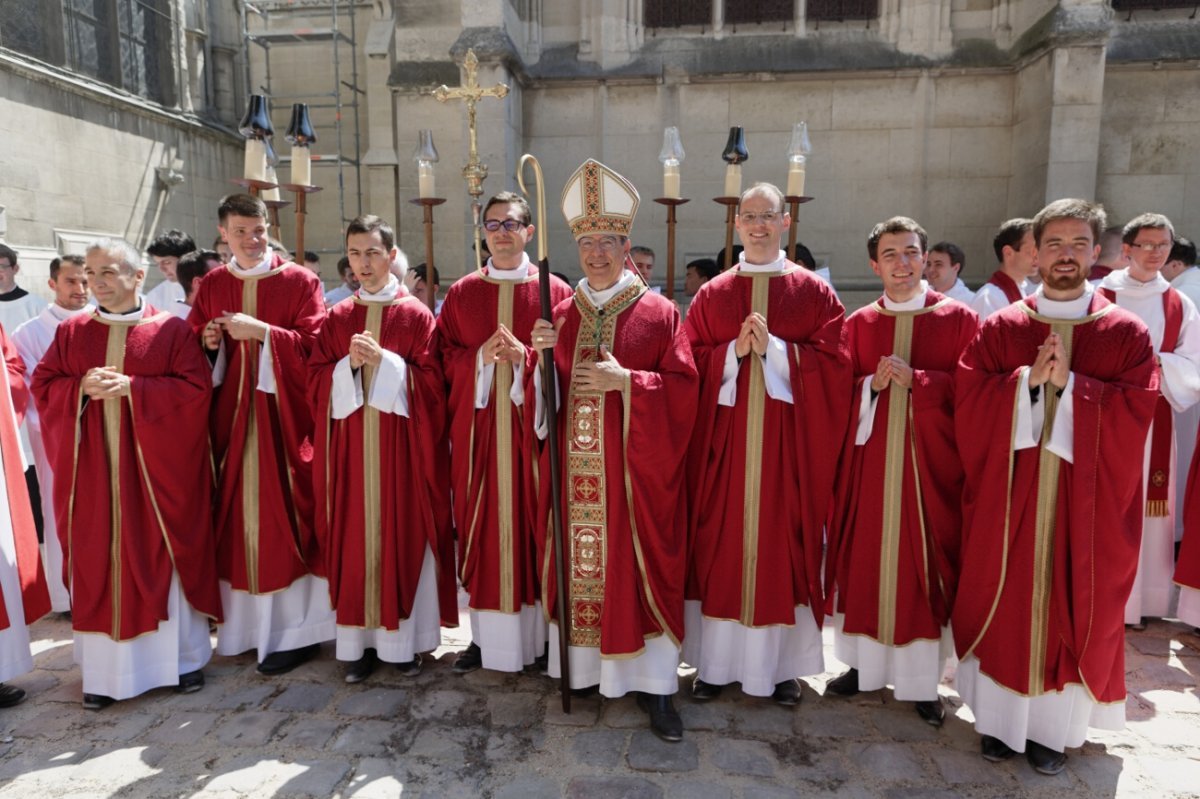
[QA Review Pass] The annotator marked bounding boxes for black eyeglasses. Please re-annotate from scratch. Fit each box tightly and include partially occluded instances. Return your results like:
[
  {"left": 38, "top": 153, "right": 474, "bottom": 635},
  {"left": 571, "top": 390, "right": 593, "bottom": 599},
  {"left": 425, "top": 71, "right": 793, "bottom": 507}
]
[{"left": 483, "top": 219, "right": 527, "bottom": 233}]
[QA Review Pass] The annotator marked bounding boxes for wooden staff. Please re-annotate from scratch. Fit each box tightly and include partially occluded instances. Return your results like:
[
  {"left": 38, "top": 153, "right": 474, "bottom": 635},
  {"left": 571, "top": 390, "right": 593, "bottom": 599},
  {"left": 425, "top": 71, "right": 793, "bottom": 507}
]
[{"left": 518, "top": 153, "right": 571, "bottom": 713}]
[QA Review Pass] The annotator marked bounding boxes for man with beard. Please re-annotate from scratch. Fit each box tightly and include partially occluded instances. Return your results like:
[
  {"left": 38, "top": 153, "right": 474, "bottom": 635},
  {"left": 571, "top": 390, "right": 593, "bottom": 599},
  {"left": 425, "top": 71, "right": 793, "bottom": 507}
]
[
  {"left": 12, "top": 255, "right": 92, "bottom": 614},
  {"left": 953, "top": 198, "right": 1157, "bottom": 775}
]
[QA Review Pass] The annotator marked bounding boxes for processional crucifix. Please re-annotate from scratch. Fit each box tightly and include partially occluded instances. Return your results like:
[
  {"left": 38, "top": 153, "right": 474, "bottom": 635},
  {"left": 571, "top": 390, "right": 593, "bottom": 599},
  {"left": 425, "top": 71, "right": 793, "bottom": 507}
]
[{"left": 430, "top": 49, "right": 510, "bottom": 272}]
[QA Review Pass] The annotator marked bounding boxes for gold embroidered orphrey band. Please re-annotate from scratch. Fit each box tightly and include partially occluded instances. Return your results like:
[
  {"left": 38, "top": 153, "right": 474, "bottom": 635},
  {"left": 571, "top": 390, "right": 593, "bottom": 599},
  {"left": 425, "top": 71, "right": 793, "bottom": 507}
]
[{"left": 563, "top": 282, "right": 644, "bottom": 647}]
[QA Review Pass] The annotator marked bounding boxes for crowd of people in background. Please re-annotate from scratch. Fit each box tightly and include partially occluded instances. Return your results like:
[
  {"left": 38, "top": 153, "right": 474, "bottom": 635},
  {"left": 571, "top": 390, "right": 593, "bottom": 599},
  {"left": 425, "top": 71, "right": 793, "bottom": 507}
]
[{"left": 0, "top": 159, "right": 1197, "bottom": 783}]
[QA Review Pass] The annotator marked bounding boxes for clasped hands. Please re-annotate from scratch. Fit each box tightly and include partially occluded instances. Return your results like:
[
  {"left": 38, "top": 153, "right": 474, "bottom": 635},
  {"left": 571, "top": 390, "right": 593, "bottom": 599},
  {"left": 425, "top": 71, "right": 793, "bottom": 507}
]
[
  {"left": 203, "top": 311, "right": 270, "bottom": 351},
  {"left": 1028, "top": 332, "right": 1069, "bottom": 391},
  {"left": 349, "top": 331, "right": 384, "bottom": 369},
  {"left": 530, "top": 318, "right": 628, "bottom": 393},
  {"left": 82, "top": 366, "right": 131, "bottom": 399},
  {"left": 870, "top": 355, "right": 914, "bottom": 392},
  {"left": 481, "top": 324, "right": 526, "bottom": 368}
]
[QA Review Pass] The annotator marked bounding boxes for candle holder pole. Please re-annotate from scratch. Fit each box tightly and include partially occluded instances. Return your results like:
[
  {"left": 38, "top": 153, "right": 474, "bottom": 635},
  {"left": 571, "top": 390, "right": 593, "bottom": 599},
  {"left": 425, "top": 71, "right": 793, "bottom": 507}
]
[{"left": 653, "top": 198, "right": 690, "bottom": 299}]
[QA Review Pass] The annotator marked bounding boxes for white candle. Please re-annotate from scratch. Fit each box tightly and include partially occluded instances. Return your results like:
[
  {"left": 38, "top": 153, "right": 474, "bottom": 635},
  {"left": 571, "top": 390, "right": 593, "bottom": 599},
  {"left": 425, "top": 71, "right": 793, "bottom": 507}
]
[
  {"left": 263, "top": 165, "right": 281, "bottom": 201},
  {"left": 292, "top": 146, "right": 311, "bottom": 187},
  {"left": 418, "top": 161, "right": 435, "bottom": 199},
  {"left": 723, "top": 163, "right": 742, "bottom": 198},
  {"left": 787, "top": 156, "right": 806, "bottom": 197},
  {"left": 243, "top": 139, "right": 267, "bottom": 181},
  {"left": 663, "top": 161, "right": 680, "bottom": 200}
]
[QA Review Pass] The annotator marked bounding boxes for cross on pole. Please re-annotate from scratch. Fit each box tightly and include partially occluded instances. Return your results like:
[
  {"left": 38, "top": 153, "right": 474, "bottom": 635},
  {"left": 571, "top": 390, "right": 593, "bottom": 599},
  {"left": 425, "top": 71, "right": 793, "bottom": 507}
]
[{"left": 431, "top": 49, "right": 510, "bottom": 200}]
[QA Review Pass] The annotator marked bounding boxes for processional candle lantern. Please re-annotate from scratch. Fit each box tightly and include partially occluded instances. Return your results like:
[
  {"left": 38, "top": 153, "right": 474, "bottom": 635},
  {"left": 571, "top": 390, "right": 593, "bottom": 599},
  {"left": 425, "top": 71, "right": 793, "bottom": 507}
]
[
  {"left": 239, "top": 94, "right": 274, "bottom": 182},
  {"left": 286, "top": 103, "right": 317, "bottom": 187},
  {"left": 414, "top": 130, "right": 440, "bottom": 199},
  {"left": 659, "top": 127, "right": 685, "bottom": 200},
  {"left": 786, "top": 121, "right": 812, "bottom": 197},
  {"left": 721, "top": 126, "right": 749, "bottom": 198}
]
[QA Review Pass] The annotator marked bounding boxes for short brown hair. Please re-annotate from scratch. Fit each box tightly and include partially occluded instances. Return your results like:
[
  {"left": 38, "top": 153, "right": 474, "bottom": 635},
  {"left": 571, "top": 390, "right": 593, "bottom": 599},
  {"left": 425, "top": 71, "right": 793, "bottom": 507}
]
[
  {"left": 992, "top": 218, "right": 1033, "bottom": 262},
  {"left": 1122, "top": 212, "right": 1175, "bottom": 245},
  {"left": 50, "top": 254, "right": 85, "bottom": 280},
  {"left": 1032, "top": 199, "right": 1106, "bottom": 246},
  {"left": 345, "top": 214, "right": 395, "bottom": 251},
  {"left": 867, "top": 217, "right": 927, "bottom": 261},
  {"left": 218, "top": 193, "right": 268, "bottom": 224},
  {"left": 483, "top": 191, "right": 532, "bottom": 226}
]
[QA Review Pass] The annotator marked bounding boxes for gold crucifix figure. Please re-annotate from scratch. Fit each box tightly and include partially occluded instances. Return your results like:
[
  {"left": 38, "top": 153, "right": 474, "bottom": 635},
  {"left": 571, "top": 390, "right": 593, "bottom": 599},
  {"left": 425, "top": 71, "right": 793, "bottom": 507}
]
[{"left": 432, "top": 49, "right": 510, "bottom": 199}]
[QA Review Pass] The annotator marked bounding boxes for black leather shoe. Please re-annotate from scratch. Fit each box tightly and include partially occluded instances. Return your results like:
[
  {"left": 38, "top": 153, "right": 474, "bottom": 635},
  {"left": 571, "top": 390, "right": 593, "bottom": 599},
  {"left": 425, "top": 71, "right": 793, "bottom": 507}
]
[
  {"left": 825, "top": 668, "right": 859, "bottom": 697},
  {"left": 532, "top": 644, "right": 549, "bottom": 675},
  {"left": 176, "top": 670, "right": 205, "bottom": 694},
  {"left": 1127, "top": 617, "right": 1148, "bottom": 632},
  {"left": 772, "top": 679, "right": 802, "bottom": 706},
  {"left": 570, "top": 684, "right": 600, "bottom": 698},
  {"left": 636, "top": 692, "right": 683, "bottom": 742},
  {"left": 452, "top": 642, "right": 482, "bottom": 674},
  {"left": 980, "top": 734, "right": 1016, "bottom": 762},
  {"left": 396, "top": 652, "right": 423, "bottom": 677},
  {"left": 1026, "top": 740, "right": 1067, "bottom": 775},
  {"left": 83, "top": 693, "right": 115, "bottom": 711},
  {"left": 344, "top": 649, "right": 378, "bottom": 684},
  {"left": 0, "top": 683, "right": 26, "bottom": 708},
  {"left": 915, "top": 699, "right": 945, "bottom": 727},
  {"left": 257, "top": 643, "right": 320, "bottom": 675},
  {"left": 691, "top": 678, "right": 723, "bottom": 701}
]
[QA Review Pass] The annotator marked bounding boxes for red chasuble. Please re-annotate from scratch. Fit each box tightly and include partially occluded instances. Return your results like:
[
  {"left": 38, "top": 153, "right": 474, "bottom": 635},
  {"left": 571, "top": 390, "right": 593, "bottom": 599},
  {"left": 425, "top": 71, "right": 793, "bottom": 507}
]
[
  {"left": 952, "top": 295, "right": 1157, "bottom": 703},
  {"left": 187, "top": 257, "right": 325, "bottom": 594},
  {"left": 437, "top": 268, "right": 572, "bottom": 615},
  {"left": 0, "top": 326, "right": 48, "bottom": 631},
  {"left": 828, "top": 293, "right": 978, "bottom": 644},
  {"left": 32, "top": 309, "right": 222, "bottom": 639},
  {"left": 987, "top": 271, "right": 1023, "bottom": 304},
  {"left": 309, "top": 296, "right": 456, "bottom": 629},
  {"left": 533, "top": 284, "right": 697, "bottom": 654},
  {"left": 1177, "top": 449, "right": 1200, "bottom": 589},
  {"left": 683, "top": 264, "right": 850, "bottom": 629}
]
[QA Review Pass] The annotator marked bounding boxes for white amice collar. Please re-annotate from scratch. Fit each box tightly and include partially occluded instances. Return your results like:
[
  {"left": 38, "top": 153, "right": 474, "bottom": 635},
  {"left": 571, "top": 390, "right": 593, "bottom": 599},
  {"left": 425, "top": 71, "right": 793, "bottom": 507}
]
[
  {"left": 49, "top": 303, "right": 91, "bottom": 321},
  {"left": 738, "top": 250, "right": 787, "bottom": 273},
  {"left": 230, "top": 253, "right": 275, "bottom": 277},
  {"left": 356, "top": 275, "right": 402, "bottom": 303},
  {"left": 1036, "top": 282, "right": 1094, "bottom": 320},
  {"left": 1100, "top": 268, "right": 1169, "bottom": 298},
  {"left": 487, "top": 254, "right": 532, "bottom": 280},
  {"left": 582, "top": 270, "right": 638, "bottom": 307},
  {"left": 883, "top": 283, "right": 929, "bottom": 311}
]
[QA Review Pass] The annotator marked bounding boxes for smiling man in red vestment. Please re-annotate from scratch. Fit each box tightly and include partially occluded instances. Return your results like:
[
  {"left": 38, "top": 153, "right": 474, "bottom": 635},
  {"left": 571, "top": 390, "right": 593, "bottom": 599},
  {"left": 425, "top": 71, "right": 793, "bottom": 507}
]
[
  {"left": 825, "top": 217, "right": 977, "bottom": 727},
  {"left": 310, "top": 215, "right": 454, "bottom": 683},
  {"left": 188, "top": 193, "right": 333, "bottom": 675},
  {"left": 438, "top": 192, "right": 571, "bottom": 675},
  {"left": 34, "top": 238, "right": 220, "bottom": 710},
  {"left": 953, "top": 199, "right": 1158, "bottom": 775},
  {"left": 681, "top": 182, "right": 850, "bottom": 708},
  {"left": 531, "top": 159, "right": 698, "bottom": 742}
]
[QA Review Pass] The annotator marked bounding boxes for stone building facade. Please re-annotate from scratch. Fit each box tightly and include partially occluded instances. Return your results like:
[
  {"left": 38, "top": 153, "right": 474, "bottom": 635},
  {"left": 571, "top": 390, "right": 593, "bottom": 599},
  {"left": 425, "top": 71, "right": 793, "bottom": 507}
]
[
  {"left": 0, "top": 0, "right": 246, "bottom": 297},
  {"left": 3, "top": 1, "right": 1198, "bottom": 303}
]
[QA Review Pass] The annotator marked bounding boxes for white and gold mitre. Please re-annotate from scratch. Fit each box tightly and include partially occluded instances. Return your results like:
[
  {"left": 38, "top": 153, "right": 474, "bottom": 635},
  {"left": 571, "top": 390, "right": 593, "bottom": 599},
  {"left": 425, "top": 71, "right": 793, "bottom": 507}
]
[{"left": 560, "top": 159, "right": 640, "bottom": 240}]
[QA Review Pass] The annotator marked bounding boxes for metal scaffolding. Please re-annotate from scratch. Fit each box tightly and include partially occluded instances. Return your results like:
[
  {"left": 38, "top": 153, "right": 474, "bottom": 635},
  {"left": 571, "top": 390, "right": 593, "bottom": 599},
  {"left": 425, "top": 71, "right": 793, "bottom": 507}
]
[{"left": 239, "top": 0, "right": 364, "bottom": 233}]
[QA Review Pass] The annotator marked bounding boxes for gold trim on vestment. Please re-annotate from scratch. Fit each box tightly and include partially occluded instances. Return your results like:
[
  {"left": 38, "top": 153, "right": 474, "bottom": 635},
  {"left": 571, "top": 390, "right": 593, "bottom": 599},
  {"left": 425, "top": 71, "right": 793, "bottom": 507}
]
[
  {"left": 361, "top": 303, "right": 384, "bottom": 629},
  {"left": 877, "top": 313, "right": 913, "bottom": 646},
  {"left": 1028, "top": 320, "right": 1073, "bottom": 696},
  {"left": 563, "top": 282, "right": 644, "bottom": 647},
  {"left": 496, "top": 282, "right": 516, "bottom": 613},
  {"left": 737, "top": 274, "right": 772, "bottom": 626},
  {"left": 103, "top": 324, "right": 128, "bottom": 639},
  {"left": 240, "top": 279, "right": 261, "bottom": 593}
]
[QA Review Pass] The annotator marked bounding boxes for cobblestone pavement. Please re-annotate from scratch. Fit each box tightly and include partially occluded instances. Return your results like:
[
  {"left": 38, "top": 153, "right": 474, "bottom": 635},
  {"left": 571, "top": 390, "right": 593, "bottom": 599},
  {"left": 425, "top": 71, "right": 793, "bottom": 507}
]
[{"left": 0, "top": 607, "right": 1197, "bottom": 798}]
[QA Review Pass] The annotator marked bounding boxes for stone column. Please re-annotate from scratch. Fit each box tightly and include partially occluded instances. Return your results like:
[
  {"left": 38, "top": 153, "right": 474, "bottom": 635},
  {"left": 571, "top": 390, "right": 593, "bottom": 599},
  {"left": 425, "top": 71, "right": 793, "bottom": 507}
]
[{"left": 362, "top": 13, "right": 400, "bottom": 235}]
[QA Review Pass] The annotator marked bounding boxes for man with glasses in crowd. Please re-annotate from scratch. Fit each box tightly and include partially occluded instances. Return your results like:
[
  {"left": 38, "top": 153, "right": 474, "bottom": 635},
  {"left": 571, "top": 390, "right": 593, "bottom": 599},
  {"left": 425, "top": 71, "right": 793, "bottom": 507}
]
[
  {"left": 1097, "top": 214, "right": 1200, "bottom": 630},
  {"left": 437, "top": 191, "right": 571, "bottom": 676},
  {"left": 681, "top": 183, "right": 851, "bottom": 708}
]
